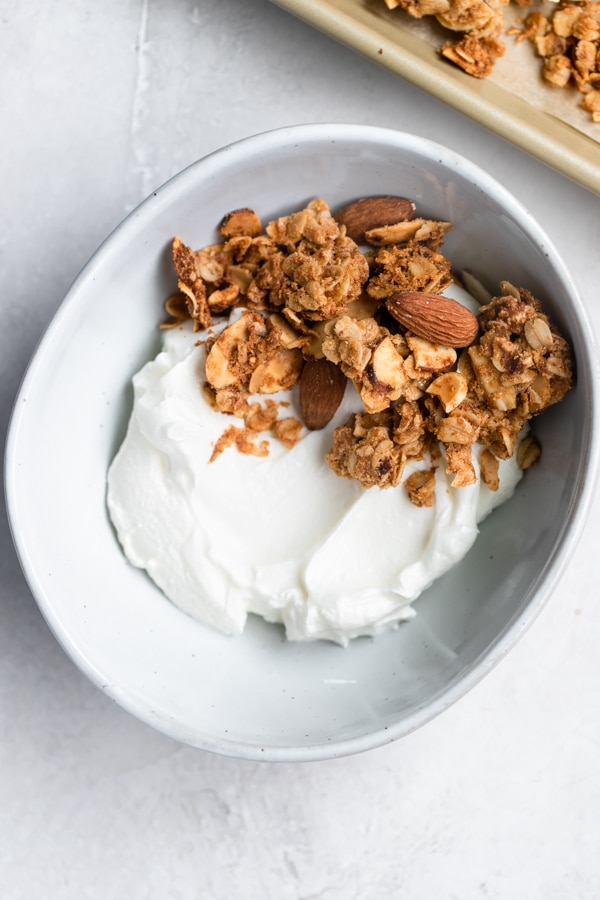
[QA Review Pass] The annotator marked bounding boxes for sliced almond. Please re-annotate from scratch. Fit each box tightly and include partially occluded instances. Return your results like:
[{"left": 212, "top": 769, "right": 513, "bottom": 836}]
[
  {"left": 527, "top": 373, "right": 552, "bottom": 411},
  {"left": 524, "top": 316, "right": 553, "bottom": 350},
  {"left": 333, "top": 196, "right": 416, "bottom": 245},
  {"left": 490, "top": 384, "right": 517, "bottom": 412},
  {"left": 479, "top": 448, "right": 499, "bottom": 491},
  {"left": 365, "top": 218, "right": 452, "bottom": 246},
  {"left": 500, "top": 281, "right": 521, "bottom": 300},
  {"left": 248, "top": 348, "right": 303, "bottom": 394},
  {"left": 205, "top": 316, "right": 250, "bottom": 389},
  {"left": 207, "top": 284, "right": 239, "bottom": 313},
  {"left": 426, "top": 371, "right": 468, "bottom": 412},
  {"left": 367, "top": 336, "right": 407, "bottom": 391},
  {"left": 458, "top": 270, "right": 492, "bottom": 305},
  {"left": 225, "top": 265, "right": 254, "bottom": 294},
  {"left": 299, "top": 357, "right": 347, "bottom": 430},
  {"left": 406, "top": 335, "right": 457, "bottom": 373},
  {"left": 517, "top": 434, "right": 542, "bottom": 469},
  {"left": 194, "top": 248, "right": 227, "bottom": 283},
  {"left": 159, "top": 292, "right": 190, "bottom": 330},
  {"left": 219, "top": 207, "right": 262, "bottom": 238},
  {"left": 436, "top": 414, "right": 478, "bottom": 445},
  {"left": 345, "top": 294, "right": 381, "bottom": 320},
  {"left": 268, "top": 313, "right": 308, "bottom": 350},
  {"left": 386, "top": 291, "right": 479, "bottom": 348}
]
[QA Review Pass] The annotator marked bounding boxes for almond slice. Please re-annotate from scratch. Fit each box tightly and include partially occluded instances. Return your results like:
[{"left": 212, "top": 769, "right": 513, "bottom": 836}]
[
  {"left": 333, "top": 196, "right": 416, "bottom": 245},
  {"left": 386, "top": 291, "right": 479, "bottom": 348},
  {"left": 365, "top": 218, "right": 451, "bottom": 246},
  {"left": 299, "top": 357, "right": 347, "bottom": 430},
  {"left": 219, "top": 207, "right": 262, "bottom": 238}
]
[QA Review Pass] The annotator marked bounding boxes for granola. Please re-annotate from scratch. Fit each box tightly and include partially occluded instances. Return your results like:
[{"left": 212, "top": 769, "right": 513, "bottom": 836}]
[
  {"left": 384, "top": 0, "right": 600, "bottom": 120},
  {"left": 512, "top": 1, "right": 600, "bottom": 121},
  {"left": 166, "top": 197, "right": 574, "bottom": 504},
  {"left": 384, "top": 0, "right": 508, "bottom": 78}
]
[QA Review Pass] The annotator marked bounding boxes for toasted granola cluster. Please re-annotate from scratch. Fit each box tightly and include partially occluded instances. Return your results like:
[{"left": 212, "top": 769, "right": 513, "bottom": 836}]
[
  {"left": 165, "top": 196, "right": 574, "bottom": 505},
  {"left": 383, "top": 0, "right": 508, "bottom": 77},
  {"left": 512, "top": 1, "right": 600, "bottom": 120},
  {"left": 366, "top": 243, "right": 454, "bottom": 297},
  {"left": 326, "top": 402, "right": 434, "bottom": 489},
  {"left": 169, "top": 199, "right": 369, "bottom": 331}
]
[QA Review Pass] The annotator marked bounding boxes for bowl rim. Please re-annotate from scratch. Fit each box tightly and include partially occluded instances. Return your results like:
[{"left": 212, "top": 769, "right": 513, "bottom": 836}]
[{"left": 5, "top": 123, "right": 600, "bottom": 761}]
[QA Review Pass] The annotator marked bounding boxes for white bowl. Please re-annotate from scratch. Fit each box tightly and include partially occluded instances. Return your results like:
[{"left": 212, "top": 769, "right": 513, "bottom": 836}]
[{"left": 5, "top": 125, "right": 599, "bottom": 761}]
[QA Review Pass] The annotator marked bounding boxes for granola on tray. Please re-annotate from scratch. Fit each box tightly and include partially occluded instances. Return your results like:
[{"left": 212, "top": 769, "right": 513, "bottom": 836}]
[{"left": 382, "top": 0, "right": 600, "bottom": 121}]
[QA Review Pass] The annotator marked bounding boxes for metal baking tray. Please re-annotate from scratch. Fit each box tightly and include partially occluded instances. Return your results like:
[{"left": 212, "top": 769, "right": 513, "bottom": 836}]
[{"left": 271, "top": 0, "right": 600, "bottom": 196}]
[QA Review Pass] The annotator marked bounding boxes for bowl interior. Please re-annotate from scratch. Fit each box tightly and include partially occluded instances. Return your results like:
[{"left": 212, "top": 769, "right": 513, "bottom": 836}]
[{"left": 6, "top": 125, "right": 596, "bottom": 761}]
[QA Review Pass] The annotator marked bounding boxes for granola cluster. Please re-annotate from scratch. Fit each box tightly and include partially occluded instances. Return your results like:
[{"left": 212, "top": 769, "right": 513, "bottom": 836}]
[
  {"left": 512, "top": 1, "right": 600, "bottom": 120},
  {"left": 383, "top": 0, "right": 509, "bottom": 78},
  {"left": 165, "top": 197, "right": 574, "bottom": 506},
  {"left": 168, "top": 200, "right": 368, "bottom": 332}
]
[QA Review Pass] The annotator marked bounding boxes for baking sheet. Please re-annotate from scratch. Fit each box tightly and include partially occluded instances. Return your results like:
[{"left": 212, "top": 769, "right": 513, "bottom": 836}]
[{"left": 270, "top": 0, "right": 600, "bottom": 196}]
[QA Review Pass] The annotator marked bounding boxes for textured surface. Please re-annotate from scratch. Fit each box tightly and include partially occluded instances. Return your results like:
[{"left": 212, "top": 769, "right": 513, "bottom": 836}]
[{"left": 1, "top": 0, "right": 600, "bottom": 897}]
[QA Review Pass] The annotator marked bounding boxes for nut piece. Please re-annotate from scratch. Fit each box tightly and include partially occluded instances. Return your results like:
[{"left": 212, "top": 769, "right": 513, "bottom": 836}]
[
  {"left": 172, "top": 236, "right": 213, "bottom": 330},
  {"left": 426, "top": 371, "right": 468, "bottom": 412},
  {"left": 386, "top": 291, "right": 479, "bottom": 348},
  {"left": 524, "top": 316, "right": 553, "bottom": 350},
  {"left": 205, "top": 315, "right": 253, "bottom": 390},
  {"left": 207, "top": 283, "right": 239, "bottom": 313},
  {"left": 479, "top": 448, "right": 499, "bottom": 491},
  {"left": 333, "top": 196, "right": 416, "bottom": 244},
  {"left": 219, "top": 208, "right": 263, "bottom": 238},
  {"left": 160, "top": 292, "right": 190, "bottom": 330},
  {"left": 361, "top": 336, "right": 410, "bottom": 413},
  {"left": 516, "top": 434, "right": 541, "bottom": 469},
  {"left": 365, "top": 218, "right": 452, "bottom": 247},
  {"left": 407, "top": 335, "right": 457, "bottom": 373},
  {"left": 445, "top": 443, "right": 477, "bottom": 487},
  {"left": 299, "top": 357, "right": 347, "bottom": 430},
  {"left": 459, "top": 270, "right": 492, "bottom": 305},
  {"left": 248, "top": 348, "right": 304, "bottom": 394}
]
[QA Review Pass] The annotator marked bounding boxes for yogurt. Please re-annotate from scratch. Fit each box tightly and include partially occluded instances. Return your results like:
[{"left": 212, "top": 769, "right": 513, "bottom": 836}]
[{"left": 107, "top": 289, "right": 523, "bottom": 645}]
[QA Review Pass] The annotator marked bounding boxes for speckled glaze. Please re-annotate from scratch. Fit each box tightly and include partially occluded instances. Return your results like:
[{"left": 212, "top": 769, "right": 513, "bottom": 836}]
[{"left": 5, "top": 125, "right": 599, "bottom": 761}]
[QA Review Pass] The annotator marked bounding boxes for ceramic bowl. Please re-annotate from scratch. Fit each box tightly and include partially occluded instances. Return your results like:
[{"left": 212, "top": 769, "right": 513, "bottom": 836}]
[{"left": 5, "top": 125, "right": 599, "bottom": 761}]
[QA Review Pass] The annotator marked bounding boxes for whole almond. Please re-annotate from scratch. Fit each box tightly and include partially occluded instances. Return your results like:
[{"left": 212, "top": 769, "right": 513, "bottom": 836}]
[
  {"left": 299, "top": 357, "right": 347, "bottom": 430},
  {"left": 334, "top": 196, "right": 416, "bottom": 245},
  {"left": 386, "top": 291, "right": 479, "bottom": 348}
]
